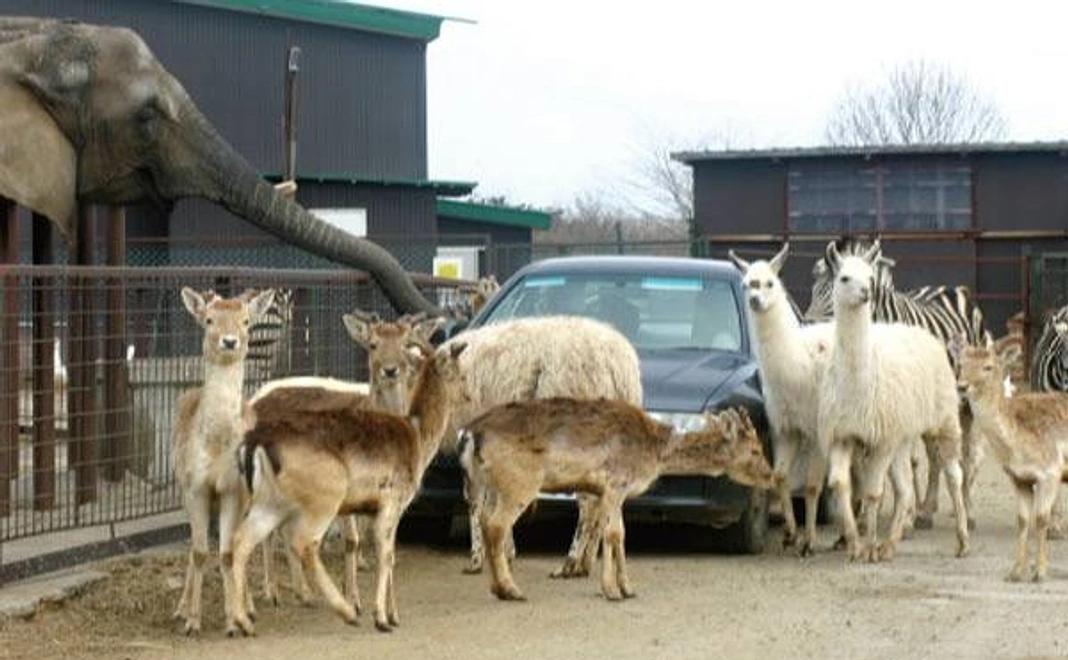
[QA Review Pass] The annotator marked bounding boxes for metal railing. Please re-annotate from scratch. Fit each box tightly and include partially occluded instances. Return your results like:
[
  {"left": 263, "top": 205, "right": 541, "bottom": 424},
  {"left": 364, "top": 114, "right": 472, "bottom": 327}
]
[{"left": 0, "top": 264, "right": 469, "bottom": 553}]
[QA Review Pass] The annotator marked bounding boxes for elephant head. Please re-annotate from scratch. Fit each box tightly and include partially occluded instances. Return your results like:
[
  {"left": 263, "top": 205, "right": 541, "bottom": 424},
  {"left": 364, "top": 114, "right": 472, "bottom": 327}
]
[{"left": 0, "top": 17, "right": 437, "bottom": 314}]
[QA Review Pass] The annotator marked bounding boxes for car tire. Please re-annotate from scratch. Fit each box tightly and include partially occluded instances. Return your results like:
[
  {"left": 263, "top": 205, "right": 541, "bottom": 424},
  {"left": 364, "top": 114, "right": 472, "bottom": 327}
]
[{"left": 717, "top": 487, "right": 769, "bottom": 554}]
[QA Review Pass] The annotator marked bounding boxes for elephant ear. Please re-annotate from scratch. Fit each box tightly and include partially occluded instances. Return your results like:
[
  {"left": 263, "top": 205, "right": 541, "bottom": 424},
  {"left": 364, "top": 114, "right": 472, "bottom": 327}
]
[{"left": 0, "top": 45, "right": 77, "bottom": 240}]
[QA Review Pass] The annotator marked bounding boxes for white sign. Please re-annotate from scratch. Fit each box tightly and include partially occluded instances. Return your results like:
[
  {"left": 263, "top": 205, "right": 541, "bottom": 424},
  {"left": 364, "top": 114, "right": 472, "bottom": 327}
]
[{"left": 309, "top": 207, "right": 368, "bottom": 237}]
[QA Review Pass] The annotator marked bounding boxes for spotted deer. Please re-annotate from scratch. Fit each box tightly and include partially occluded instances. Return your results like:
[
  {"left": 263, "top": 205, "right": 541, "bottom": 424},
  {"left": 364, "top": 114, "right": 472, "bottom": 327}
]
[{"left": 171, "top": 287, "right": 274, "bottom": 636}]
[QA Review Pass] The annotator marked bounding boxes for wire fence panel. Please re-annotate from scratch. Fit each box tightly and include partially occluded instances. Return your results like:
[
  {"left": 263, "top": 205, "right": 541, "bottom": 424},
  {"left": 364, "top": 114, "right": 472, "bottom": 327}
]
[{"left": 0, "top": 265, "right": 468, "bottom": 546}]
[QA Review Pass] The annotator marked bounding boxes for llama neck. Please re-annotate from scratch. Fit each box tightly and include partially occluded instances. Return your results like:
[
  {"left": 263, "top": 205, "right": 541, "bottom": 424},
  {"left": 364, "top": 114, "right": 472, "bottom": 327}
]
[
  {"left": 751, "top": 299, "right": 805, "bottom": 367},
  {"left": 833, "top": 302, "right": 874, "bottom": 380}
]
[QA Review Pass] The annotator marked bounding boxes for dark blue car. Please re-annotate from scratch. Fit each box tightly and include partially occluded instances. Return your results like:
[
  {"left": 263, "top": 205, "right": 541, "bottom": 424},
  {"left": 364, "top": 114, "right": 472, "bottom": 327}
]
[{"left": 416, "top": 255, "right": 770, "bottom": 553}]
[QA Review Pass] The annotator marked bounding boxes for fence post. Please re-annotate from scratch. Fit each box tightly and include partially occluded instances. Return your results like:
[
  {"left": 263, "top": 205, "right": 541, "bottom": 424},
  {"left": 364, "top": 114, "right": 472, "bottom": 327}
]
[
  {"left": 31, "top": 213, "right": 55, "bottom": 511},
  {"left": 0, "top": 200, "right": 18, "bottom": 516},
  {"left": 103, "top": 207, "right": 129, "bottom": 482},
  {"left": 70, "top": 204, "right": 99, "bottom": 505}
]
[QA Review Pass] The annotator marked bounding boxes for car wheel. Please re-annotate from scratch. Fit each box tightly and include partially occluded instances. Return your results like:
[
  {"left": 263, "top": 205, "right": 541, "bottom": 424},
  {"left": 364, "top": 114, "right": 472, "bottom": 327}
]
[{"left": 717, "top": 487, "right": 769, "bottom": 554}]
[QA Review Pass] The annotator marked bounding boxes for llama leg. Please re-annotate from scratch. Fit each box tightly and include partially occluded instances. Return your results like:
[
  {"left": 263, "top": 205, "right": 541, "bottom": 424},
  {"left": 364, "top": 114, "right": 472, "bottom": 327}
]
[
  {"left": 342, "top": 515, "right": 363, "bottom": 613},
  {"left": 801, "top": 448, "right": 828, "bottom": 556},
  {"left": 1033, "top": 479, "right": 1058, "bottom": 581},
  {"left": 942, "top": 456, "right": 970, "bottom": 558},
  {"left": 175, "top": 491, "right": 211, "bottom": 636},
  {"left": 1049, "top": 491, "right": 1067, "bottom": 540},
  {"left": 1008, "top": 485, "right": 1033, "bottom": 582},
  {"left": 774, "top": 435, "right": 800, "bottom": 547},
  {"left": 857, "top": 452, "right": 892, "bottom": 563},
  {"left": 827, "top": 440, "right": 860, "bottom": 559},
  {"left": 915, "top": 438, "right": 940, "bottom": 529},
  {"left": 880, "top": 447, "right": 916, "bottom": 561},
  {"left": 228, "top": 504, "right": 286, "bottom": 636},
  {"left": 482, "top": 492, "right": 529, "bottom": 601}
]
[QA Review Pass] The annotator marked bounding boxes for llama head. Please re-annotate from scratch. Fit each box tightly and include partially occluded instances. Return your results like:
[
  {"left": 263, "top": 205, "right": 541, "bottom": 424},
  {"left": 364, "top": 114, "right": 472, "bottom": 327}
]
[
  {"left": 729, "top": 243, "right": 790, "bottom": 314},
  {"left": 181, "top": 287, "right": 275, "bottom": 365},
  {"left": 806, "top": 237, "right": 895, "bottom": 322},
  {"left": 828, "top": 239, "right": 880, "bottom": 313}
]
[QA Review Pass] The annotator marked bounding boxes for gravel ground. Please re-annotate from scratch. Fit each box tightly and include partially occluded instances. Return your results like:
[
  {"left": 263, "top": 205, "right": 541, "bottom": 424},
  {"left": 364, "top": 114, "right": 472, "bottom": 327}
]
[{"left": 2, "top": 455, "right": 1068, "bottom": 660}]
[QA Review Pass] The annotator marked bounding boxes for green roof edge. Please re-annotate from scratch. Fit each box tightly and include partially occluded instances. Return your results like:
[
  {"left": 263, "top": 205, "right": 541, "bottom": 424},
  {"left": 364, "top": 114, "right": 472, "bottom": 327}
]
[
  {"left": 436, "top": 199, "right": 553, "bottom": 231},
  {"left": 263, "top": 172, "right": 476, "bottom": 197},
  {"left": 173, "top": 0, "right": 447, "bottom": 41}
]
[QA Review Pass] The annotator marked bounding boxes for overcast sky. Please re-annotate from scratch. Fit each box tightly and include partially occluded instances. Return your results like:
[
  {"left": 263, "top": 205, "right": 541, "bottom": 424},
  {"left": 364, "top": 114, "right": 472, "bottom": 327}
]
[{"left": 380, "top": 1, "right": 1068, "bottom": 212}]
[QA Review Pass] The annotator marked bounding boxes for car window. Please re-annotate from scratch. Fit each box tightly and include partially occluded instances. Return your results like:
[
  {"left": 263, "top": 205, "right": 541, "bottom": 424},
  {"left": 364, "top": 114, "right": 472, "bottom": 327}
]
[{"left": 482, "top": 272, "right": 743, "bottom": 352}]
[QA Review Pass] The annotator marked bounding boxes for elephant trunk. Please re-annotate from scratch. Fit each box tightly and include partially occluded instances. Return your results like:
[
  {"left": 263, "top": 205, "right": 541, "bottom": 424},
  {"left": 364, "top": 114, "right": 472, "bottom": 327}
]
[{"left": 194, "top": 124, "right": 440, "bottom": 316}]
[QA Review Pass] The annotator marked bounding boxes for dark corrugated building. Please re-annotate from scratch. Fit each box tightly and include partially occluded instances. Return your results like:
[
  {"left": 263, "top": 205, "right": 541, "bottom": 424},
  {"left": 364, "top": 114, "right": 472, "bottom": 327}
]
[
  {"left": 6, "top": 0, "right": 479, "bottom": 271},
  {"left": 676, "top": 142, "right": 1068, "bottom": 334}
]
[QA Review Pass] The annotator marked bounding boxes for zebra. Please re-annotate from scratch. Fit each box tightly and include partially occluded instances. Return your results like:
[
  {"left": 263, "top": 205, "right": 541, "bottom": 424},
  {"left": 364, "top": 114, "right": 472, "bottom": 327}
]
[
  {"left": 245, "top": 287, "right": 296, "bottom": 383},
  {"left": 804, "top": 237, "right": 987, "bottom": 347},
  {"left": 806, "top": 237, "right": 988, "bottom": 531},
  {"left": 1030, "top": 305, "right": 1068, "bottom": 393}
]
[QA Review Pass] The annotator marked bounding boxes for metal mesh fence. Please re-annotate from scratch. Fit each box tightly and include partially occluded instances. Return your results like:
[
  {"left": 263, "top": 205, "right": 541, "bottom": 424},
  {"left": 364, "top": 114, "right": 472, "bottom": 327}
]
[{"left": 0, "top": 264, "right": 468, "bottom": 548}]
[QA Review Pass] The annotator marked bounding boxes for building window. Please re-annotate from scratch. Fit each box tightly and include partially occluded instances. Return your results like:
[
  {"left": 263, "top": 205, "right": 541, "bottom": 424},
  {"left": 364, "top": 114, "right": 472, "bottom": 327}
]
[{"left": 788, "top": 162, "right": 971, "bottom": 232}]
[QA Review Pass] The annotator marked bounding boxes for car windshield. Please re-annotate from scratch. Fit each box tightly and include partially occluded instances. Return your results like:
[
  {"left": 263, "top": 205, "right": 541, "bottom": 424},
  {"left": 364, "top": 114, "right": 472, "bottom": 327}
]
[{"left": 481, "top": 272, "right": 744, "bottom": 352}]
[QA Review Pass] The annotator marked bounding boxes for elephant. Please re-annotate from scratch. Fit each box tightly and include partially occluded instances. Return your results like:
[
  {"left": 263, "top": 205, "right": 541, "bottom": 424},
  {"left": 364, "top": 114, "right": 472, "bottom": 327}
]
[{"left": 0, "top": 17, "right": 436, "bottom": 314}]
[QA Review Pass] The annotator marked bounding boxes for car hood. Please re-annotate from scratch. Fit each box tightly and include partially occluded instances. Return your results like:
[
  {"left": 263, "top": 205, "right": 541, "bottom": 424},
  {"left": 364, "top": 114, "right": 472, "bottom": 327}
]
[{"left": 639, "top": 349, "right": 758, "bottom": 413}]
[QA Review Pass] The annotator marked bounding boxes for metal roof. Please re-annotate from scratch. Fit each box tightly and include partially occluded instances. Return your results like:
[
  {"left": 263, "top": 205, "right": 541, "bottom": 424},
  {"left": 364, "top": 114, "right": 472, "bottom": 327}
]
[
  {"left": 436, "top": 200, "right": 553, "bottom": 231},
  {"left": 264, "top": 172, "right": 476, "bottom": 197},
  {"left": 674, "top": 141, "right": 1068, "bottom": 164},
  {"left": 172, "top": 0, "right": 453, "bottom": 41}
]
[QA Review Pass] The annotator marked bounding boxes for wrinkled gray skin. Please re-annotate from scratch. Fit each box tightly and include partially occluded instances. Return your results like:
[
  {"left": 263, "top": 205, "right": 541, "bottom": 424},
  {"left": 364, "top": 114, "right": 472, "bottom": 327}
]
[{"left": 0, "top": 17, "right": 436, "bottom": 314}]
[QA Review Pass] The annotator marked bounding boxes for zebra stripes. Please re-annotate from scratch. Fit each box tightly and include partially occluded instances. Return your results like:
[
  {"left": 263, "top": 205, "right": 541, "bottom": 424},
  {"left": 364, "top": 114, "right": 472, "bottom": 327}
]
[
  {"left": 1031, "top": 305, "right": 1068, "bottom": 393},
  {"left": 805, "top": 238, "right": 988, "bottom": 349},
  {"left": 246, "top": 288, "right": 295, "bottom": 381}
]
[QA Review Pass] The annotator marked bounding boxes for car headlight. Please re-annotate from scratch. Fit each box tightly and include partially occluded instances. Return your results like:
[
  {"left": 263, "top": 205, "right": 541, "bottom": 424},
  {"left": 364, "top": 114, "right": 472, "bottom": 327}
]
[{"left": 647, "top": 411, "right": 707, "bottom": 434}]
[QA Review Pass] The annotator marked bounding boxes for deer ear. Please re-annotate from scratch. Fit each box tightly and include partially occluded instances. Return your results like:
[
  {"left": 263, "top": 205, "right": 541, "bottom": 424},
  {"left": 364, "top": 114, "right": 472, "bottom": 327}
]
[
  {"left": 342, "top": 312, "right": 374, "bottom": 346},
  {"left": 180, "top": 287, "right": 207, "bottom": 320},
  {"left": 413, "top": 316, "right": 447, "bottom": 345},
  {"left": 247, "top": 288, "right": 276, "bottom": 323}
]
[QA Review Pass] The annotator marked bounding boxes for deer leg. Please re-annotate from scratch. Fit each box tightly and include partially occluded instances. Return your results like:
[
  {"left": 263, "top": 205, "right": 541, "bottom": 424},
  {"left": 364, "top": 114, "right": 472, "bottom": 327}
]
[
  {"left": 463, "top": 474, "right": 486, "bottom": 574},
  {"left": 941, "top": 455, "right": 970, "bottom": 558},
  {"left": 174, "top": 490, "right": 211, "bottom": 636},
  {"left": 343, "top": 515, "right": 363, "bottom": 613},
  {"left": 228, "top": 503, "right": 286, "bottom": 636},
  {"left": 1008, "top": 485, "right": 1033, "bottom": 582},
  {"left": 292, "top": 514, "right": 358, "bottom": 626},
  {"left": 1033, "top": 479, "right": 1058, "bottom": 582},
  {"left": 371, "top": 507, "right": 402, "bottom": 631},
  {"left": 599, "top": 492, "right": 632, "bottom": 600},
  {"left": 482, "top": 491, "right": 529, "bottom": 601},
  {"left": 217, "top": 491, "right": 248, "bottom": 631}
]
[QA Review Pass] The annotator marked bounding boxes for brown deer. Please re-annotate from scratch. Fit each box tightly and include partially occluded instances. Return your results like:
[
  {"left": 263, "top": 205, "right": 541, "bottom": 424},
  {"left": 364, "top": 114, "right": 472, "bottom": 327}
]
[
  {"left": 460, "top": 400, "right": 775, "bottom": 601},
  {"left": 953, "top": 334, "right": 1068, "bottom": 581},
  {"left": 171, "top": 287, "right": 275, "bottom": 636},
  {"left": 249, "top": 312, "right": 442, "bottom": 609},
  {"left": 226, "top": 341, "right": 468, "bottom": 634}
]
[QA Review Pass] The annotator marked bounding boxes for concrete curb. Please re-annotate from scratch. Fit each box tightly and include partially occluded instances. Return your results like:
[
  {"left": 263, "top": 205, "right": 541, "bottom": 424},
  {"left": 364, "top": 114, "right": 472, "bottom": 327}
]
[{"left": 0, "top": 568, "right": 109, "bottom": 618}]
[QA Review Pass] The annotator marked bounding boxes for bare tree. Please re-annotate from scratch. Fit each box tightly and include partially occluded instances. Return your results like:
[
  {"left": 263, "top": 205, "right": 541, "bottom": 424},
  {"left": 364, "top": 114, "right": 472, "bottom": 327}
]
[
  {"left": 826, "top": 60, "right": 1008, "bottom": 146},
  {"left": 534, "top": 191, "right": 687, "bottom": 246}
]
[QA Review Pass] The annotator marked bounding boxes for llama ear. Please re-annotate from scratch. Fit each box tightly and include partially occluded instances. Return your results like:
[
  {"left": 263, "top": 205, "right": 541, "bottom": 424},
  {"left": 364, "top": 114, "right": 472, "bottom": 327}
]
[
  {"left": 449, "top": 341, "right": 468, "bottom": 359},
  {"left": 727, "top": 250, "right": 750, "bottom": 273},
  {"left": 768, "top": 243, "right": 789, "bottom": 274},
  {"left": 180, "top": 287, "right": 207, "bottom": 321},
  {"left": 862, "top": 238, "right": 882, "bottom": 264},
  {"left": 826, "top": 240, "right": 842, "bottom": 271}
]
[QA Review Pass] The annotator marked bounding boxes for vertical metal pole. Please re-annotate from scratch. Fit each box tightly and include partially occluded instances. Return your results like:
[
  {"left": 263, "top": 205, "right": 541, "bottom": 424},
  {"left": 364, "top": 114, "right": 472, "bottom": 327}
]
[
  {"left": 284, "top": 45, "right": 301, "bottom": 183},
  {"left": 103, "top": 207, "right": 129, "bottom": 483},
  {"left": 31, "top": 213, "right": 55, "bottom": 511},
  {"left": 0, "top": 200, "right": 19, "bottom": 516},
  {"left": 70, "top": 204, "right": 98, "bottom": 505}
]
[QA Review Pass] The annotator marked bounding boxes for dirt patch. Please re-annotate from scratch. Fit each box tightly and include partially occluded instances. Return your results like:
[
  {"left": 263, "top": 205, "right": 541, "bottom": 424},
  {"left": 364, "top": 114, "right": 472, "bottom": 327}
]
[{"left": 5, "top": 457, "right": 1068, "bottom": 660}]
